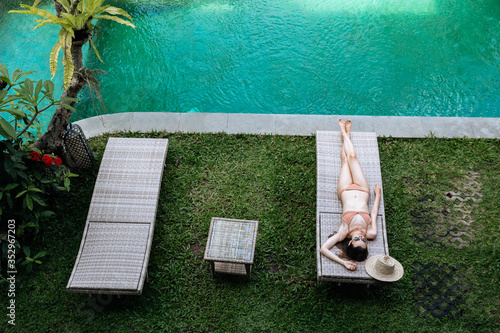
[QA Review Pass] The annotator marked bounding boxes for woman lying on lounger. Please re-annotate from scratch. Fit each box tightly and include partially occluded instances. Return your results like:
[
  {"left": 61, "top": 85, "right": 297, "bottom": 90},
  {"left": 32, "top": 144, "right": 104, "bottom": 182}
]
[{"left": 320, "top": 119, "right": 381, "bottom": 271}]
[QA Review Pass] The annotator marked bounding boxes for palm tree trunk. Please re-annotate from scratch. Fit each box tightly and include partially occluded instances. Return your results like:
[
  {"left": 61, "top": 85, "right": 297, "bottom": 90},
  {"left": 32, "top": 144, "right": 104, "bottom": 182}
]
[{"left": 33, "top": 1, "right": 88, "bottom": 155}]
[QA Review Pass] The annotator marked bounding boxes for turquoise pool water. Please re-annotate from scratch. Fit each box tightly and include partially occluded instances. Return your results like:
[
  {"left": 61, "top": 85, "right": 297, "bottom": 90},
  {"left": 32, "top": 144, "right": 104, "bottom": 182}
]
[{"left": 2, "top": 0, "right": 500, "bottom": 124}]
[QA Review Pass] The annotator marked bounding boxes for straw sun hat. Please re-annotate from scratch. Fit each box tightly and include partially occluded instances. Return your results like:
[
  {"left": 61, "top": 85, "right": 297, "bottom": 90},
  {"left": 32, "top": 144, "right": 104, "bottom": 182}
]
[{"left": 365, "top": 255, "right": 404, "bottom": 282}]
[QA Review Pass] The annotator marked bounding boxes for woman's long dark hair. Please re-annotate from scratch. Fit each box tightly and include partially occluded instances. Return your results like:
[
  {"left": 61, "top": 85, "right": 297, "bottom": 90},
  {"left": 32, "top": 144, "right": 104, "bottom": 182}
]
[{"left": 335, "top": 236, "right": 369, "bottom": 261}]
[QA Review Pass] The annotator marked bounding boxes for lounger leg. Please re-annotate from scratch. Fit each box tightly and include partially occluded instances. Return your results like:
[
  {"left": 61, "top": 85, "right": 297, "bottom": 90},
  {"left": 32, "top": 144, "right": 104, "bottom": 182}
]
[
  {"left": 209, "top": 261, "right": 215, "bottom": 278},
  {"left": 245, "top": 264, "right": 251, "bottom": 281}
]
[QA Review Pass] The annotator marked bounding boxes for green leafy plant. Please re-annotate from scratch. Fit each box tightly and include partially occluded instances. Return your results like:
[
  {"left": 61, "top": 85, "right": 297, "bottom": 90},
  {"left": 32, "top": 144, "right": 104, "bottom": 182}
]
[
  {"left": 1, "top": 64, "right": 78, "bottom": 276},
  {"left": 20, "top": 246, "right": 48, "bottom": 274},
  {"left": 10, "top": 0, "right": 135, "bottom": 88},
  {"left": 0, "top": 63, "right": 77, "bottom": 142}
]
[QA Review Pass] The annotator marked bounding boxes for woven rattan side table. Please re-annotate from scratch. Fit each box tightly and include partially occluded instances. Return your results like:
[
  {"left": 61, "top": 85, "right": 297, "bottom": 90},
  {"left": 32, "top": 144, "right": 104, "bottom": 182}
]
[{"left": 204, "top": 217, "right": 259, "bottom": 281}]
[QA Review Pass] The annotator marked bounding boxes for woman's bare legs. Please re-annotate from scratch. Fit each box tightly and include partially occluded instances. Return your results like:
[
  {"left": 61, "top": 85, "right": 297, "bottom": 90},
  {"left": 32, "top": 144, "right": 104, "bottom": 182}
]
[
  {"left": 337, "top": 120, "right": 353, "bottom": 198},
  {"left": 337, "top": 144, "right": 353, "bottom": 198},
  {"left": 345, "top": 120, "right": 352, "bottom": 137},
  {"left": 338, "top": 119, "right": 369, "bottom": 191}
]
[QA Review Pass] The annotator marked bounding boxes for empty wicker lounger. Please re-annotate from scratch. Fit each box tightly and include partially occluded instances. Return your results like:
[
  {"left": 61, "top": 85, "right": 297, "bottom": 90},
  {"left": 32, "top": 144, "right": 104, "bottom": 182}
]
[
  {"left": 316, "top": 131, "right": 389, "bottom": 284},
  {"left": 67, "top": 138, "right": 169, "bottom": 295}
]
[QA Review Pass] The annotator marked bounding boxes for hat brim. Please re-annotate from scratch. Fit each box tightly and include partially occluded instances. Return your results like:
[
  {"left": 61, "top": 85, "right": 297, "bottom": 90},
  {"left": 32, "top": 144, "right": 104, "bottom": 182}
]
[{"left": 365, "top": 255, "right": 404, "bottom": 282}]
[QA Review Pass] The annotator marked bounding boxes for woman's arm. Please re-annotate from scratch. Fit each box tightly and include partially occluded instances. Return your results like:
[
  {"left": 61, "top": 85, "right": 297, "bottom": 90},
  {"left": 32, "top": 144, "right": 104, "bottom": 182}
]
[
  {"left": 367, "top": 183, "right": 381, "bottom": 239},
  {"left": 320, "top": 229, "right": 358, "bottom": 270}
]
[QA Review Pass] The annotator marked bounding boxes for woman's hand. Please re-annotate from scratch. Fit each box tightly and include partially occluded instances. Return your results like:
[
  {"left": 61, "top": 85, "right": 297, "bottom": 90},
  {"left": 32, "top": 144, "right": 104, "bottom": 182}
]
[
  {"left": 374, "top": 183, "right": 381, "bottom": 196},
  {"left": 343, "top": 261, "right": 358, "bottom": 270}
]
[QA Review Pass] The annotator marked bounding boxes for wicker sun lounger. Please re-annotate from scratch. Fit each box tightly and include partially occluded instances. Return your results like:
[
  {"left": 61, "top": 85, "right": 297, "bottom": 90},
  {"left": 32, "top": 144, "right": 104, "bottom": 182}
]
[
  {"left": 316, "top": 131, "right": 389, "bottom": 285},
  {"left": 67, "top": 138, "right": 169, "bottom": 295}
]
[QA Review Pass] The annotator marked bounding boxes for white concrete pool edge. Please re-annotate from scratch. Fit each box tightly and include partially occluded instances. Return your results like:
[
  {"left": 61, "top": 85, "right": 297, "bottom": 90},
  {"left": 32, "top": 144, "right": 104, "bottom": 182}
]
[{"left": 74, "top": 112, "right": 500, "bottom": 139}]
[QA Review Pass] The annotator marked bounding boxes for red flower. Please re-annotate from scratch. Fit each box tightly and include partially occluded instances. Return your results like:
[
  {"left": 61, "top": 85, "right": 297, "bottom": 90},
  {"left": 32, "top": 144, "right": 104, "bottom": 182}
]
[
  {"left": 53, "top": 156, "right": 62, "bottom": 167},
  {"left": 42, "top": 155, "right": 53, "bottom": 167},
  {"left": 29, "top": 151, "right": 41, "bottom": 161}
]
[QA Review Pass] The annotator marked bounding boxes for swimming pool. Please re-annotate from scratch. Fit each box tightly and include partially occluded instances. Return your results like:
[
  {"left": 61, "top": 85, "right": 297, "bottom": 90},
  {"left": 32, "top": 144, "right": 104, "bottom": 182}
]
[{"left": 2, "top": 0, "right": 500, "bottom": 124}]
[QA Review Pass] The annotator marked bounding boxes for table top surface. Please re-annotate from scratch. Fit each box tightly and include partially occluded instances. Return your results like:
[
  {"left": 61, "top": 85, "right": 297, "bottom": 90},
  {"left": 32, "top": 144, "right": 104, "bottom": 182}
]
[{"left": 204, "top": 218, "right": 258, "bottom": 263}]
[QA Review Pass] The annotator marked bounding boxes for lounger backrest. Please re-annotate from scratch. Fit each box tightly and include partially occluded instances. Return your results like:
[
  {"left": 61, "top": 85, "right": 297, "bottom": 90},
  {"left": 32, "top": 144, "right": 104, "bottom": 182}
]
[{"left": 87, "top": 138, "right": 168, "bottom": 223}]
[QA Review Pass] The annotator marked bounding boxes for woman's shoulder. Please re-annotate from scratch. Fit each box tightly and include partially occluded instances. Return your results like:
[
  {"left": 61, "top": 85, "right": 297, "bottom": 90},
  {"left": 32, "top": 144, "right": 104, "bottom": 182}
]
[{"left": 336, "top": 223, "right": 349, "bottom": 240}]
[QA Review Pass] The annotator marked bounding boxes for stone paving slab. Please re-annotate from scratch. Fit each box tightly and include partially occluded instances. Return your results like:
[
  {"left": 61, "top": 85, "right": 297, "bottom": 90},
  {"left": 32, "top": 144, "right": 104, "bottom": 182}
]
[
  {"left": 179, "top": 112, "right": 228, "bottom": 133},
  {"left": 227, "top": 114, "right": 276, "bottom": 134},
  {"left": 131, "top": 112, "right": 180, "bottom": 133},
  {"left": 421, "top": 117, "right": 471, "bottom": 138},
  {"left": 75, "top": 113, "right": 134, "bottom": 138},
  {"left": 467, "top": 117, "right": 500, "bottom": 138},
  {"left": 275, "top": 114, "right": 326, "bottom": 135},
  {"left": 74, "top": 112, "right": 500, "bottom": 139},
  {"left": 373, "top": 116, "right": 425, "bottom": 137}
]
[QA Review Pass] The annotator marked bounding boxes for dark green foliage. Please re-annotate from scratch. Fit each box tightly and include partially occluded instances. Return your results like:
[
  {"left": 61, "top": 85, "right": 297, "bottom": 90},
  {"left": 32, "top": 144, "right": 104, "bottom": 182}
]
[{"left": 0, "top": 64, "right": 77, "bottom": 278}]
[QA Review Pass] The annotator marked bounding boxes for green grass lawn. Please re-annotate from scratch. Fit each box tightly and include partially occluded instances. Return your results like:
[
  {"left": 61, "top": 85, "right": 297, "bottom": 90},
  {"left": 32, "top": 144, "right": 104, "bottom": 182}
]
[{"left": 3, "top": 132, "right": 499, "bottom": 332}]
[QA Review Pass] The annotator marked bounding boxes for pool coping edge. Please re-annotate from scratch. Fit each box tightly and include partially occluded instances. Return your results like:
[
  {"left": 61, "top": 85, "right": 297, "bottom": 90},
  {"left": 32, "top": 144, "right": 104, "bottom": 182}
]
[{"left": 74, "top": 112, "right": 500, "bottom": 139}]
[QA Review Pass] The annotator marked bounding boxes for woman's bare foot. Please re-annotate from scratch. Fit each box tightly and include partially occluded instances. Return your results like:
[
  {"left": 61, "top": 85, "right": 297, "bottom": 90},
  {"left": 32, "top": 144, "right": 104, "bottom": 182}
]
[
  {"left": 338, "top": 119, "right": 350, "bottom": 141},
  {"left": 338, "top": 119, "right": 347, "bottom": 136},
  {"left": 345, "top": 120, "right": 352, "bottom": 138}
]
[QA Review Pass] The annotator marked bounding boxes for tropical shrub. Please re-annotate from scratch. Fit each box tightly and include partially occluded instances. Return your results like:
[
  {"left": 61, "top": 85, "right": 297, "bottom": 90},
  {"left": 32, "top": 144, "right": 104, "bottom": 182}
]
[
  {"left": 10, "top": 0, "right": 135, "bottom": 88},
  {"left": 1, "top": 64, "right": 77, "bottom": 276}
]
